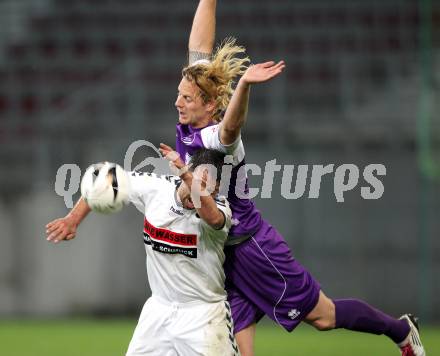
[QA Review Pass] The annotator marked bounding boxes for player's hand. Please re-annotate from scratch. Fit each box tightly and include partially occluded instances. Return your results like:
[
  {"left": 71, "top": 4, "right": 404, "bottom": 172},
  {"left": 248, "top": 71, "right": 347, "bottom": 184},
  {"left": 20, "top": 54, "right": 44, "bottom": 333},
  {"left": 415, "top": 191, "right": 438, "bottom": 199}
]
[
  {"left": 46, "top": 216, "right": 78, "bottom": 244},
  {"left": 240, "top": 60, "right": 285, "bottom": 85},
  {"left": 159, "top": 143, "right": 185, "bottom": 170},
  {"left": 159, "top": 143, "right": 192, "bottom": 178}
]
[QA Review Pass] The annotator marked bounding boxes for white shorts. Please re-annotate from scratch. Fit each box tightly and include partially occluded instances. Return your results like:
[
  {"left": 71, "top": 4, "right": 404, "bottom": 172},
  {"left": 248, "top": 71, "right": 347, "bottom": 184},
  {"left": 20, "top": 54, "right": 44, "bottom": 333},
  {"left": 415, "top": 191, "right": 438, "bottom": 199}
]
[{"left": 126, "top": 296, "right": 240, "bottom": 356}]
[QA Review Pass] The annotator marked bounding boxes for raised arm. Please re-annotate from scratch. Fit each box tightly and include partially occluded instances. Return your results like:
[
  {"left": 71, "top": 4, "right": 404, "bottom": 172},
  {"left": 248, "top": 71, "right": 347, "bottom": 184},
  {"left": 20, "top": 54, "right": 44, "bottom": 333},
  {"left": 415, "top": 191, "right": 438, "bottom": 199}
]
[
  {"left": 159, "top": 143, "right": 225, "bottom": 229},
  {"left": 219, "top": 60, "right": 286, "bottom": 145},
  {"left": 46, "top": 197, "right": 91, "bottom": 243},
  {"left": 188, "top": 0, "right": 217, "bottom": 64},
  {"left": 182, "top": 169, "right": 225, "bottom": 229}
]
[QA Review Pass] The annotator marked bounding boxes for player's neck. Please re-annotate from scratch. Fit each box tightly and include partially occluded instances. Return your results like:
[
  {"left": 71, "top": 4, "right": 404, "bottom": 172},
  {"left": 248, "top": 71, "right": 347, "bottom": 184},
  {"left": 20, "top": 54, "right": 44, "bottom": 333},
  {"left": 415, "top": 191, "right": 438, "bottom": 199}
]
[{"left": 190, "top": 116, "right": 213, "bottom": 129}]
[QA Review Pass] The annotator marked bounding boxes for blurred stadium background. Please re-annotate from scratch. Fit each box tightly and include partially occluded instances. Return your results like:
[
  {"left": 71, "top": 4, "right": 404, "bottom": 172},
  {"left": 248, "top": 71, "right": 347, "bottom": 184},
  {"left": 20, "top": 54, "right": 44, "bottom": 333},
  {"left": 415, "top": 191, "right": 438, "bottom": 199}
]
[{"left": 0, "top": 0, "right": 439, "bottom": 354}]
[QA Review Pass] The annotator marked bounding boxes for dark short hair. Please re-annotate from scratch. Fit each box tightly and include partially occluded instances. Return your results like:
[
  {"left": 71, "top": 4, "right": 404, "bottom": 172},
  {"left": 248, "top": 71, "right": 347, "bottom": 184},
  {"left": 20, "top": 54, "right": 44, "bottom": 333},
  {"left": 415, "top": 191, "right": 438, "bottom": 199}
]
[{"left": 189, "top": 148, "right": 226, "bottom": 182}]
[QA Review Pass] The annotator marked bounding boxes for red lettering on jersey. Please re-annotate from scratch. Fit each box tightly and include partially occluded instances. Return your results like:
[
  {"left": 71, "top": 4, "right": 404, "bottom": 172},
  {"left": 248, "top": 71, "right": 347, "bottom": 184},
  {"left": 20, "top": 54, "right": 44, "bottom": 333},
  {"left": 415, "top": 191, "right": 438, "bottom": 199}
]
[{"left": 143, "top": 218, "right": 197, "bottom": 246}]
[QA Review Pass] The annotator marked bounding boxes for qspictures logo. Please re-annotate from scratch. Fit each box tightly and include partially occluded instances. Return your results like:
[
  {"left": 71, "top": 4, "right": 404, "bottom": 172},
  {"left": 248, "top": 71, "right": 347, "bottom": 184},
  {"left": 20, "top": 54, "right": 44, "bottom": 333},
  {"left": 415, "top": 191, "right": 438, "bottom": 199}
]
[{"left": 53, "top": 140, "right": 386, "bottom": 208}]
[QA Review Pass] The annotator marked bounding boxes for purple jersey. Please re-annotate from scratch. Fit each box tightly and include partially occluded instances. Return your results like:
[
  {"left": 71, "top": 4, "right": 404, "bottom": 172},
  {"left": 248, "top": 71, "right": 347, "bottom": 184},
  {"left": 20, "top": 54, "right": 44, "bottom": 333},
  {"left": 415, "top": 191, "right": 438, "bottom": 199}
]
[{"left": 176, "top": 123, "right": 262, "bottom": 239}]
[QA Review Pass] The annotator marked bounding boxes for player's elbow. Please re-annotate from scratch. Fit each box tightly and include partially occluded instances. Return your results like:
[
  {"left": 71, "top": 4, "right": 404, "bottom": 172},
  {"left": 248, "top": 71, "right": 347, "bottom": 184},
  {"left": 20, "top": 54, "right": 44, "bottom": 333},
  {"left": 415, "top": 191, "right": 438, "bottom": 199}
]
[{"left": 204, "top": 212, "right": 225, "bottom": 230}]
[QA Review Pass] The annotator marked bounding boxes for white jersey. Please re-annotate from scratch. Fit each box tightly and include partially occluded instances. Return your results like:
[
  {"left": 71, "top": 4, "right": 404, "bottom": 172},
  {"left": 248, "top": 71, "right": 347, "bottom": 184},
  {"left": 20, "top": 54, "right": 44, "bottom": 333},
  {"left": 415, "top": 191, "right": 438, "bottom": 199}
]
[{"left": 128, "top": 171, "right": 232, "bottom": 304}]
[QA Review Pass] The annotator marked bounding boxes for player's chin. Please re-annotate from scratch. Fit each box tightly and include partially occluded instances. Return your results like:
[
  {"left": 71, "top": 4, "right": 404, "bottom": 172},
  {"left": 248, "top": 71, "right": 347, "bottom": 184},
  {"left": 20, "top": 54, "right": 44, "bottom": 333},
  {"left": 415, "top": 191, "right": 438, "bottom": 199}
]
[
  {"left": 178, "top": 115, "right": 189, "bottom": 124},
  {"left": 184, "top": 198, "right": 195, "bottom": 210}
]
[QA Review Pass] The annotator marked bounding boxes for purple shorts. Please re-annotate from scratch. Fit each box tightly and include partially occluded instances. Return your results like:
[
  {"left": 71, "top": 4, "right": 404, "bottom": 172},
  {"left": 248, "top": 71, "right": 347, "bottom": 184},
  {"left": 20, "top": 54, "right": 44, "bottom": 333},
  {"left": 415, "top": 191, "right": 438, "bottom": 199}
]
[{"left": 224, "top": 220, "right": 320, "bottom": 333}]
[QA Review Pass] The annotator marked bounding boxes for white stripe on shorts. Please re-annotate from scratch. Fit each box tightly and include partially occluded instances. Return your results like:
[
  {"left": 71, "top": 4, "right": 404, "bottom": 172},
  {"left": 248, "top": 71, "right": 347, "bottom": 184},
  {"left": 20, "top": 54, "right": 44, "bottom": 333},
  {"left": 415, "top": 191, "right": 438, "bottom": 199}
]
[{"left": 251, "top": 236, "right": 287, "bottom": 328}]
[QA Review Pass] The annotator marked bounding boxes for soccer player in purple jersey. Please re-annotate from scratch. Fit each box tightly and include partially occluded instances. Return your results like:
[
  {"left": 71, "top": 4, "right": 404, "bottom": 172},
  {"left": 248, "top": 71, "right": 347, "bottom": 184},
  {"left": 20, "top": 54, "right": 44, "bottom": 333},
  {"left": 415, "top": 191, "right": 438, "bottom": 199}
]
[
  {"left": 171, "top": 1, "right": 426, "bottom": 356},
  {"left": 46, "top": 1, "right": 425, "bottom": 356}
]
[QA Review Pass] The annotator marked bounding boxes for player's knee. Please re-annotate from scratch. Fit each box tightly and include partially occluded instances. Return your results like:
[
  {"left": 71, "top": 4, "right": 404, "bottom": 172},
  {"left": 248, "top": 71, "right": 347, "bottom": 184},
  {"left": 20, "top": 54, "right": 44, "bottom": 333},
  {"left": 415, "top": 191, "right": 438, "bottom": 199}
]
[
  {"left": 305, "top": 292, "right": 336, "bottom": 331},
  {"left": 311, "top": 317, "right": 335, "bottom": 331}
]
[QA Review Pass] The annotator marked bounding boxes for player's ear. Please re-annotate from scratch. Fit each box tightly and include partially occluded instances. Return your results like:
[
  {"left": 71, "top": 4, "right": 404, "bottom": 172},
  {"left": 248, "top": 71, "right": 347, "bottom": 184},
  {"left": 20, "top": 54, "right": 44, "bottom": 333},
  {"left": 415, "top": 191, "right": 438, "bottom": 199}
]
[
  {"left": 205, "top": 100, "right": 216, "bottom": 114},
  {"left": 202, "top": 169, "right": 209, "bottom": 182}
]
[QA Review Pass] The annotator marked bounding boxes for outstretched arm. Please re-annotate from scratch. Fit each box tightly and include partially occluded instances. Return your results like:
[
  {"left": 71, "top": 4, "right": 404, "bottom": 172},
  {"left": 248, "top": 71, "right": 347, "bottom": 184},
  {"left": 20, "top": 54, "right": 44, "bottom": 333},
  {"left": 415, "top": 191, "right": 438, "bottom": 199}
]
[
  {"left": 188, "top": 0, "right": 217, "bottom": 64},
  {"left": 219, "top": 60, "right": 285, "bottom": 145},
  {"left": 46, "top": 197, "right": 91, "bottom": 243}
]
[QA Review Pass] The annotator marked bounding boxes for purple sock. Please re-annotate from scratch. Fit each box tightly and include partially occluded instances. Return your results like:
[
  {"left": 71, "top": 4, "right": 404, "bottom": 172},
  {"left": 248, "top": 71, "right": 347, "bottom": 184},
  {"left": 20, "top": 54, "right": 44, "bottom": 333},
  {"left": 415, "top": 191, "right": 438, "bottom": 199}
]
[{"left": 333, "top": 299, "right": 410, "bottom": 344}]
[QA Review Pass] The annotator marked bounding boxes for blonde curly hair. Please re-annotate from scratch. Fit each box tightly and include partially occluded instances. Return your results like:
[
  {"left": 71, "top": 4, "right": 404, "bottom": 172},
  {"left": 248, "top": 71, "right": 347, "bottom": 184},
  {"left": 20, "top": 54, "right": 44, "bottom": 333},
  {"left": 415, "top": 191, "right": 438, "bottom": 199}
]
[{"left": 182, "top": 38, "right": 250, "bottom": 122}]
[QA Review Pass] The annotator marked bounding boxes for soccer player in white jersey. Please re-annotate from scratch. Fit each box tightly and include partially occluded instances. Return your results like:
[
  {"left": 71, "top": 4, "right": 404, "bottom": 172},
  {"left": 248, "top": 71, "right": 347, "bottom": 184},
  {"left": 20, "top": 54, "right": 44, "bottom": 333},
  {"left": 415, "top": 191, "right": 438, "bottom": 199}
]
[{"left": 47, "top": 148, "right": 240, "bottom": 356}]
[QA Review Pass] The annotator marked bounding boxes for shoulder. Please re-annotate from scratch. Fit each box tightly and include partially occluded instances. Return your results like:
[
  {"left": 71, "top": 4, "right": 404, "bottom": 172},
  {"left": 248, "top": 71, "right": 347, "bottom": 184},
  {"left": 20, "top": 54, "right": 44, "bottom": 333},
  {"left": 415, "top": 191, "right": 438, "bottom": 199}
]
[
  {"left": 214, "top": 195, "right": 232, "bottom": 228},
  {"left": 200, "top": 124, "right": 221, "bottom": 149},
  {"left": 214, "top": 195, "right": 228, "bottom": 208},
  {"left": 129, "top": 171, "right": 180, "bottom": 192},
  {"left": 200, "top": 125, "right": 246, "bottom": 166}
]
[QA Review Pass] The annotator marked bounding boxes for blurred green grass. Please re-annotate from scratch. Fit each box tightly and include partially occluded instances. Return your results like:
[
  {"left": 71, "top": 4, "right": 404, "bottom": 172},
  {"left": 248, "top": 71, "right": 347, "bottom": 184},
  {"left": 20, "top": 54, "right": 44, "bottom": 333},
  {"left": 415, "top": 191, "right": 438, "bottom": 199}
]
[{"left": 0, "top": 319, "right": 438, "bottom": 355}]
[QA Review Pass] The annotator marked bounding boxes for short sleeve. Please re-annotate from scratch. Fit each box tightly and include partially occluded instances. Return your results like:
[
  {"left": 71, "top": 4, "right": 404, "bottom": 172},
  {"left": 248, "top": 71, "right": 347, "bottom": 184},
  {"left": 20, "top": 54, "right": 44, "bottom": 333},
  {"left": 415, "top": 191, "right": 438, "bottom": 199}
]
[
  {"left": 200, "top": 124, "right": 245, "bottom": 166},
  {"left": 127, "top": 172, "right": 162, "bottom": 211}
]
